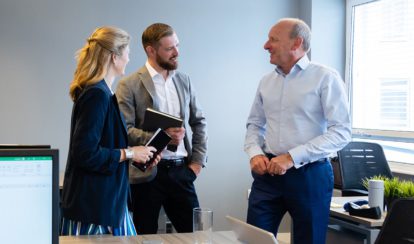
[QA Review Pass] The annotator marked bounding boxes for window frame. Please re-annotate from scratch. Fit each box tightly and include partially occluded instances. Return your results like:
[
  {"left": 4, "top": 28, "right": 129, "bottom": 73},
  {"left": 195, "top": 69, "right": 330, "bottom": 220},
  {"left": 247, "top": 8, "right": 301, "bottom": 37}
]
[{"left": 345, "top": 0, "right": 414, "bottom": 144}]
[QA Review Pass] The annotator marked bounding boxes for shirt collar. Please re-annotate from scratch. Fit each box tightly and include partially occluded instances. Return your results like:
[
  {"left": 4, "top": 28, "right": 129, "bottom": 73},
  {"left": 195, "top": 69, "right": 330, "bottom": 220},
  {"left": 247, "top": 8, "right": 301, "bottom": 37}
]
[
  {"left": 103, "top": 79, "right": 114, "bottom": 94},
  {"left": 145, "top": 60, "right": 176, "bottom": 80},
  {"left": 275, "top": 54, "right": 310, "bottom": 76},
  {"left": 296, "top": 54, "right": 310, "bottom": 70}
]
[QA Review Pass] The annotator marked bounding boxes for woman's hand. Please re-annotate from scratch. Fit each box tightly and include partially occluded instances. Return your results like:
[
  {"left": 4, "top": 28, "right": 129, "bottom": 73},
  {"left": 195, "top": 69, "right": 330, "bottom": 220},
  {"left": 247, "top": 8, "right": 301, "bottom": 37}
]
[{"left": 130, "top": 146, "right": 156, "bottom": 164}]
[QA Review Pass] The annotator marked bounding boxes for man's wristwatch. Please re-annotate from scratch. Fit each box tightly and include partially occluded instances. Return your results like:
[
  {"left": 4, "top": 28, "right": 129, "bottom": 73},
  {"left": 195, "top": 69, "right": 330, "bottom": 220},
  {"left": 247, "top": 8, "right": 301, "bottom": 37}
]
[{"left": 124, "top": 148, "right": 134, "bottom": 160}]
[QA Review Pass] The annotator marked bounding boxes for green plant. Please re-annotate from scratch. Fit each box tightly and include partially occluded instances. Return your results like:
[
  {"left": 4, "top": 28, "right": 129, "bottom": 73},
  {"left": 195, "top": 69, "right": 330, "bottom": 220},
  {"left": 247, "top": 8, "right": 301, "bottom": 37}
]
[
  {"left": 399, "top": 180, "right": 414, "bottom": 197},
  {"left": 363, "top": 175, "right": 414, "bottom": 199}
]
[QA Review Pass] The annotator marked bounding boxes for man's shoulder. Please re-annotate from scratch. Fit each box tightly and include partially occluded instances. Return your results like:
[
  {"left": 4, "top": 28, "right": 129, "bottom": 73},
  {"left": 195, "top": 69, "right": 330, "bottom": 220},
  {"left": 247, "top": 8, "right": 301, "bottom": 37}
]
[
  {"left": 119, "top": 66, "right": 148, "bottom": 84},
  {"left": 259, "top": 70, "right": 278, "bottom": 84},
  {"left": 173, "top": 70, "right": 190, "bottom": 81},
  {"left": 307, "top": 62, "right": 340, "bottom": 77},
  {"left": 263, "top": 69, "right": 277, "bottom": 78}
]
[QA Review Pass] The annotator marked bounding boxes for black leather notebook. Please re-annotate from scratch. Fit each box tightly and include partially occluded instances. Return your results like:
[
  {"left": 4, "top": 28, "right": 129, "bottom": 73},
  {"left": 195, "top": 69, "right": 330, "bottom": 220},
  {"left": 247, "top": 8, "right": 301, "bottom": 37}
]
[{"left": 142, "top": 108, "right": 183, "bottom": 131}]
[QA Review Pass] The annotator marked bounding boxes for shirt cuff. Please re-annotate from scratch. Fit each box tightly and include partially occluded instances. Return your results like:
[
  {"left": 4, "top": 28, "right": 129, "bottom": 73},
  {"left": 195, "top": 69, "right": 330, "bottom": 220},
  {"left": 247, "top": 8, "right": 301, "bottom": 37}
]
[
  {"left": 288, "top": 145, "right": 309, "bottom": 169},
  {"left": 245, "top": 145, "right": 265, "bottom": 159}
]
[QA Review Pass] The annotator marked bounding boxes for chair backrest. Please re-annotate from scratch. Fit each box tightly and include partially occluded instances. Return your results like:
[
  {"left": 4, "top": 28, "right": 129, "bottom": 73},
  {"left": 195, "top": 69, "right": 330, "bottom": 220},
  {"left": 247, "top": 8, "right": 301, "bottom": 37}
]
[
  {"left": 338, "top": 142, "right": 393, "bottom": 192},
  {"left": 375, "top": 198, "right": 414, "bottom": 244}
]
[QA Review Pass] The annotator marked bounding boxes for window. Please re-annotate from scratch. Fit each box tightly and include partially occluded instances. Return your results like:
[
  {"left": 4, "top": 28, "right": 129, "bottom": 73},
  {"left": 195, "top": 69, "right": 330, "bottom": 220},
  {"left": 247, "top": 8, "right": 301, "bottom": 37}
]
[
  {"left": 379, "top": 79, "right": 408, "bottom": 129},
  {"left": 346, "top": 0, "right": 414, "bottom": 164}
]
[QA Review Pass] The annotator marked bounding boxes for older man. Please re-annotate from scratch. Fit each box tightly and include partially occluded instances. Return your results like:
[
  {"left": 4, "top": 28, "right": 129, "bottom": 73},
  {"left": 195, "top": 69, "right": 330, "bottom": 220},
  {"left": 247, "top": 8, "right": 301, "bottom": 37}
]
[{"left": 244, "top": 18, "right": 351, "bottom": 243}]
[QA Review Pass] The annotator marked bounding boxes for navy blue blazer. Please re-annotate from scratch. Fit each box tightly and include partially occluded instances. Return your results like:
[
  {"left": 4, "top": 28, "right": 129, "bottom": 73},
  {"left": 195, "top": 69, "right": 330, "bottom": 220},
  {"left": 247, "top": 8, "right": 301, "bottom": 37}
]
[{"left": 61, "top": 80, "right": 129, "bottom": 227}]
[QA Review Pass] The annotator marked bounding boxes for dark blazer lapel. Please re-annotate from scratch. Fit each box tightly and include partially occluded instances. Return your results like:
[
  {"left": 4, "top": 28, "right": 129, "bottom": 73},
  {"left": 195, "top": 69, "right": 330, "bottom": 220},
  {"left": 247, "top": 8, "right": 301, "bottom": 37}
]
[
  {"left": 139, "top": 66, "right": 160, "bottom": 110},
  {"left": 112, "top": 94, "right": 128, "bottom": 138},
  {"left": 97, "top": 80, "right": 128, "bottom": 142}
]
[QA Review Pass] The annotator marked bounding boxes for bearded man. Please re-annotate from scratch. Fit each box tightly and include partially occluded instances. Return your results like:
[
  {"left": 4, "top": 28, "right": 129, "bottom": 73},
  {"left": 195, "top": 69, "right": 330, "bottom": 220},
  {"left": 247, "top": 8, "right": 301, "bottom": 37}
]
[{"left": 116, "top": 23, "right": 208, "bottom": 234}]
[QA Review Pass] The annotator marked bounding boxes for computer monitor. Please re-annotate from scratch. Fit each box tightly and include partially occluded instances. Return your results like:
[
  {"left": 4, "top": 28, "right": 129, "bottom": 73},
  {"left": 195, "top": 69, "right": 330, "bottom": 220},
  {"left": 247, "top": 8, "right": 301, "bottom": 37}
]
[
  {"left": 0, "top": 144, "right": 51, "bottom": 149},
  {"left": 0, "top": 149, "right": 59, "bottom": 244}
]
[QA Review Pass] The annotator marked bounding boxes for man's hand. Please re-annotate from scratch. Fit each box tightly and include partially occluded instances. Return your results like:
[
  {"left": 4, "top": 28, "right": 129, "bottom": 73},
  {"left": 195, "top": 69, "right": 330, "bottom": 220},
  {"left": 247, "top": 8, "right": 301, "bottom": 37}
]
[
  {"left": 267, "top": 153, "right": 294, "bottom": 176},
  {"left": 250, "top": 155, "right": 269, "bottom": 175},
  {"left": 188, "top": 162, "right": 202, "bottom": 176},
  {"left": 147, "top": 154, "right": 161, "bottom": 169},
  {"left": 165, "top": 127, "right": 185, "bottom": 146}
]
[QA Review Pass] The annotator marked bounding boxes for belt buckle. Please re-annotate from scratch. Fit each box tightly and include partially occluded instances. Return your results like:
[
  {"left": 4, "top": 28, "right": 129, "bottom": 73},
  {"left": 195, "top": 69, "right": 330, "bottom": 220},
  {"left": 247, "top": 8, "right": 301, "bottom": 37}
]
[
  {"left": 161, "top": 158, "right": 184, "bottom": 168},
  {"left": 173, "top": 158, "right": 184, "bottom": 166}
]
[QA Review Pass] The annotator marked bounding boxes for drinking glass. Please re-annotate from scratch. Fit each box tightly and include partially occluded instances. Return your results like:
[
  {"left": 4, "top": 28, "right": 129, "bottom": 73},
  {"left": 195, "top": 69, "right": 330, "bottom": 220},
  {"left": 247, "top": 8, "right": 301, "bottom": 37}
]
[{"left": 193, "top": 207, "right": 213, "bottom": 244}]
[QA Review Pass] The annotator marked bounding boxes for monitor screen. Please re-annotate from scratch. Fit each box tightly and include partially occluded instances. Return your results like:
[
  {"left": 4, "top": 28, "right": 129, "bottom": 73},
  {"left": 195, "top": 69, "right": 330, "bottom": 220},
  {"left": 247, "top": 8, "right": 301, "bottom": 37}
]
[
  {"left": 0, "top": 144, "right": 51, "bottom": 149},
  {"left": 0, "top": 149, "right": 59, "bottom": 244}
]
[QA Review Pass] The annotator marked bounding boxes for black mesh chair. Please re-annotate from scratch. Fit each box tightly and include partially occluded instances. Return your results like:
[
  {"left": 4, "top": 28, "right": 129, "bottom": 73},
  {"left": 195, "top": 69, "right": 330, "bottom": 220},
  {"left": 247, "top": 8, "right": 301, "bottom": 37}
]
[
  {"left": 338, "top": 142, "right": 393, "bottom": 196},
  {"left": 375, "top": 198, "right": 414, "bottom": 244}
]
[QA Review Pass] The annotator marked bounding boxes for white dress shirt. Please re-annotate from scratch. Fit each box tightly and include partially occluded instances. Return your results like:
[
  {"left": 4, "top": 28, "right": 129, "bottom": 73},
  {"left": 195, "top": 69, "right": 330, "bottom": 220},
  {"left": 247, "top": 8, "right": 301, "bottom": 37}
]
[
  {"left": 244, "top": 55, "right": 351, "bottom": 168},
  {"left": 145, "top": 61, "right": 187, "bottom": 159}
]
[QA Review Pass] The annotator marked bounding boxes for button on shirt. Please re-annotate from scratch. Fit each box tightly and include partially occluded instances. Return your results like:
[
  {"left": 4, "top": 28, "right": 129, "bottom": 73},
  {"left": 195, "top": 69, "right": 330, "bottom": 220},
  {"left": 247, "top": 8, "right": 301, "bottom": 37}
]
[
  {"left": 244, "top": 55, "right": 351, "bottom": 168},
  {"left": 145, "top": 61, "right": 188, "bottom": 159}
]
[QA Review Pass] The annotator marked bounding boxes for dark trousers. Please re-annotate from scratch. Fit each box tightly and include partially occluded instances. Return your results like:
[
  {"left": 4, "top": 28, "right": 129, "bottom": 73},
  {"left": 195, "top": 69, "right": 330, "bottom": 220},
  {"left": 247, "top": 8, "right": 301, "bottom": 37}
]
[
  {"left": 247, "top": 160, "right": 333, "bottom": 244},
  {"left": 130, "top": 163, "right": 199, "bottom": 234}
]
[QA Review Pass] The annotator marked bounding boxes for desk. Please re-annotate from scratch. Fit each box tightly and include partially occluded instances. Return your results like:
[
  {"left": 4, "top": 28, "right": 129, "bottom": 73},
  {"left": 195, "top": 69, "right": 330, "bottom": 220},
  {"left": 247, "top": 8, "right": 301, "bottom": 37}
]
[
  {"left": 329, "top": 197, "right": 385, "bottom": 244},
  {"left": 60, "top": 231, "right": 290, "bottom": 244}
]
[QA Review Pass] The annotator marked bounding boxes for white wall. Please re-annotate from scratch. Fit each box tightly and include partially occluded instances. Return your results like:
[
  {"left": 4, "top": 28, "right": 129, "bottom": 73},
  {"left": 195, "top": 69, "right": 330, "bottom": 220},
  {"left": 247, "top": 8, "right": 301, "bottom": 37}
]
[
  {"left": 0, "top": 0, "right": 345, "bottom": 230},
  {"left": 309, "top": 0, "right": 346, "bottom": 77}
]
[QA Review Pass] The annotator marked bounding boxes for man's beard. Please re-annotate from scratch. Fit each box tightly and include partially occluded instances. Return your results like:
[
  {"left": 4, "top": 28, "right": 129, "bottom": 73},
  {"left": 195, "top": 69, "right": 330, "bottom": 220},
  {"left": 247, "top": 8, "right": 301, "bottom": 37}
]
[{"left": 156, "top": 53, "right": 178, "bottom": 70}]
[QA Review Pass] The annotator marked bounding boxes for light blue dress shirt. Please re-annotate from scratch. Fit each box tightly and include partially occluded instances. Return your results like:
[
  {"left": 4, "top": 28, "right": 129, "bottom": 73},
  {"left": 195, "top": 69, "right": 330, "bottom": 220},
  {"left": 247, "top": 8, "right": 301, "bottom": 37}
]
[{"left": 244, "top": 55, "right": 351, "bottom": 168}]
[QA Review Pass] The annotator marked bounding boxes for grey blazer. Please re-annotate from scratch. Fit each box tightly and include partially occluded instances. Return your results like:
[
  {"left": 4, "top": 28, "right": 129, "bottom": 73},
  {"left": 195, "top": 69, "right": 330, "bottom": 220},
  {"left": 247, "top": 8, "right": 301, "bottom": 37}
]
[{"left": 116, "top": 66, "right": 208, "bottom": 166}]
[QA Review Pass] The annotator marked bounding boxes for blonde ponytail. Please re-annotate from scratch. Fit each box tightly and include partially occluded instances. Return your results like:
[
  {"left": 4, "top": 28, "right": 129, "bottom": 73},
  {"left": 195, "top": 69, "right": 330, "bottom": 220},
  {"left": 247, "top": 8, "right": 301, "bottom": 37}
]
[{"left": 69, "top": 26, "right": 130, "bottom": 101}]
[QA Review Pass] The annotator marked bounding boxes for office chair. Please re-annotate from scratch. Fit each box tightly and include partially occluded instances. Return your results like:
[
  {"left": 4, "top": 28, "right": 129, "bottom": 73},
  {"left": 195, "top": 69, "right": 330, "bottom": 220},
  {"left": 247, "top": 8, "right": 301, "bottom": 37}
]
[
  {"left": 338, "top": 142, "right": 393, "bottom": 196},
  {"left": 375, "top": 198, "right": 414, "bottom": 244}
]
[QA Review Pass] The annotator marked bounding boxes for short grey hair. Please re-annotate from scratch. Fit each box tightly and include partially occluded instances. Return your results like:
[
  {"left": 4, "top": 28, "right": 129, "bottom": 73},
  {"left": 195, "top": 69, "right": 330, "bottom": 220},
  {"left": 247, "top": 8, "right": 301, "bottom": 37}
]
[{"left": 281, "top": 18, "right": 311, "bottom": 53}]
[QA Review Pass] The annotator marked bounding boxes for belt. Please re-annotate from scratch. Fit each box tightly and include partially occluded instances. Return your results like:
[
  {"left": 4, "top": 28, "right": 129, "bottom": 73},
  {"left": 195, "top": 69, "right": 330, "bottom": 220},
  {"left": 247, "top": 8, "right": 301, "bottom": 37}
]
[
  {"left": 265, "top": 153, "right": 327, "bottom": 165},
  {"left": 265, "top": 153, "right": 277, "bottom": 159},
  {"left": 158, "top": 158, "right": 186, "bottom": 168}
]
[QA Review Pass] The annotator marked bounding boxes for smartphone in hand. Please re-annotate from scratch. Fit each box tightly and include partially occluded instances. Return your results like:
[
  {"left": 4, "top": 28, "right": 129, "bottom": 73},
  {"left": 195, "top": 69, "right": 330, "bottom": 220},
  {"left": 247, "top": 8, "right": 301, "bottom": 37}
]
[{"left": 132, "top": 128, "right": 171, "bottom": 172}]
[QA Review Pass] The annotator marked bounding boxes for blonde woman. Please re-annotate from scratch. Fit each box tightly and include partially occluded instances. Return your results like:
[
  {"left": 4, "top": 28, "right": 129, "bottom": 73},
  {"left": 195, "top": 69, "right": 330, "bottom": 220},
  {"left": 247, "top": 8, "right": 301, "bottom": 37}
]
[{"left": 60, "top": 26, "right": 160, "bottom": 236}]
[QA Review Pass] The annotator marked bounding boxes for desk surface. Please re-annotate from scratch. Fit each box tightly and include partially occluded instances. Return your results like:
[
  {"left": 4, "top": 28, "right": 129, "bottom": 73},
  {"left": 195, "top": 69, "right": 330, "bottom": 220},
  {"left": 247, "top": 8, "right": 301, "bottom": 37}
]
[
  {"left": 60, "top": 231, "right": 290, "bottom": 244},
  {"left": 60, "top": 231, "right": 236, "bottom": 244},
  {"left": 330, "top": 196, "right": 385, "bottom": 227}
]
